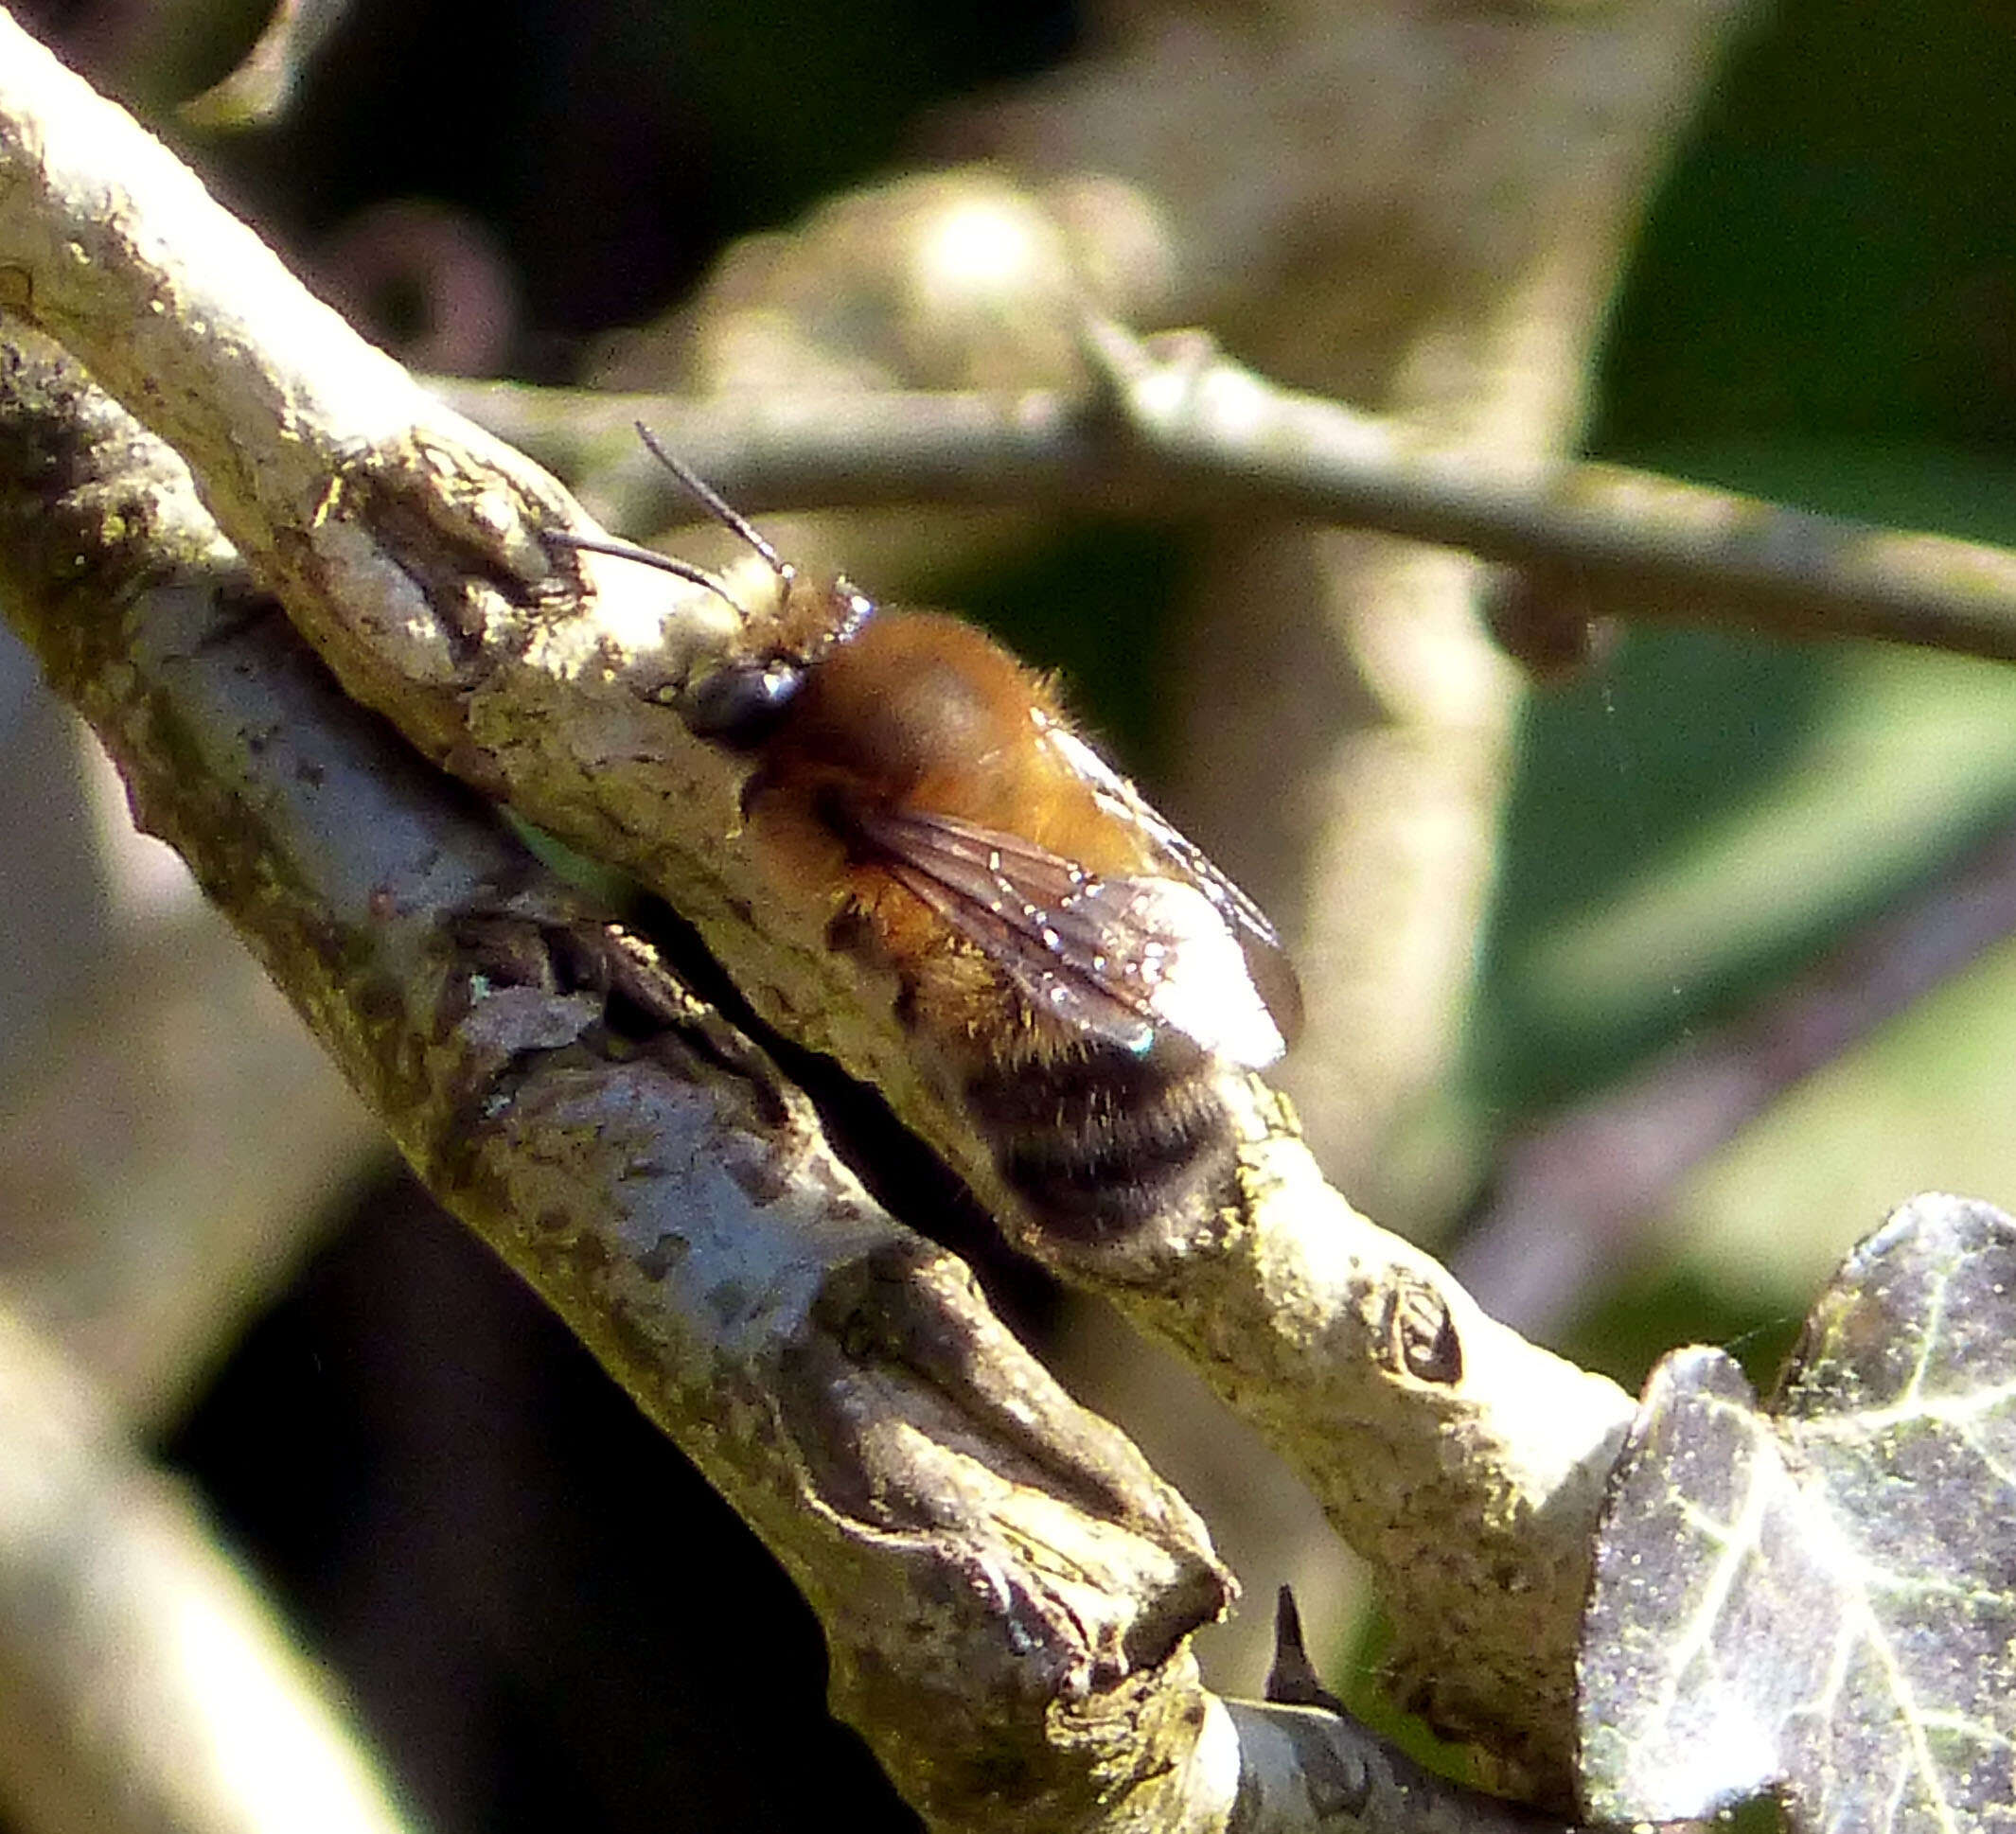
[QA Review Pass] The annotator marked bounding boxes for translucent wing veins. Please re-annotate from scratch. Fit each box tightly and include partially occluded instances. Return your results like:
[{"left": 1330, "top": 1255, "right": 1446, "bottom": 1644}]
[{"left": 845, "top": 719, "right": 1295, "bottom": 1067}]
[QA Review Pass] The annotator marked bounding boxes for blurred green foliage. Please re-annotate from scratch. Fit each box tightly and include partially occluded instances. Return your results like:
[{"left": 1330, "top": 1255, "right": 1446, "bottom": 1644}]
[{"left": 1474, "top": 0, "right": 2016, "bottom": 1361}]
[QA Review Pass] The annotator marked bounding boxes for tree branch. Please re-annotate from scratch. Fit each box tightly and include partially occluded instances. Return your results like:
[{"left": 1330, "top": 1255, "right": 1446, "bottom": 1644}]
[
  {"left": 0, "top": 322, "right": 1237, "bottom": 1833},
  {"left": 0, "top": 310, "right": 1612, "bottom": 1834},
  {"left": 0, "top": 8, "right": 1638, "bottom": 1811},
  {"left": 444, "top": 349, "right": 2016, "bottom": 673},
  {"left": 0, "top": 1292, "right": 416, "bottom": 1834}
]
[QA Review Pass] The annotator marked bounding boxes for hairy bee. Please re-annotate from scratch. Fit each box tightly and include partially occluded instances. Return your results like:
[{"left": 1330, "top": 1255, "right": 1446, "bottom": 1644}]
[{"left": 557, "top": 437, "right": 1300, "bottom": 1238}]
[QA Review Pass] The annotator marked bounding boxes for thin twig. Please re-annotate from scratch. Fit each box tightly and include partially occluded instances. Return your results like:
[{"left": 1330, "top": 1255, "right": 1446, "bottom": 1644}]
[{"left": 440, "top": 348, "right": 2016, "bottom": 670}]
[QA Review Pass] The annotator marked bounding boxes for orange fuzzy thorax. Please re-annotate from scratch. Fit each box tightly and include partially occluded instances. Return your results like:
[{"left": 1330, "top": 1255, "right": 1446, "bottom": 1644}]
[
  {"left": 738, "top": 608, "right": 1149, "bottom": 1052},
  {"left": 772, "top": 613, "right": 1144, "bottom": 856}
]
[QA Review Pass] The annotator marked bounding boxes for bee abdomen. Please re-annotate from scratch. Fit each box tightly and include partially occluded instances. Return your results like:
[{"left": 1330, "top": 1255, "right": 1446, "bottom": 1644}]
[{"left": 964, "top": 1039, "right": 1236, "bottom": 1240}]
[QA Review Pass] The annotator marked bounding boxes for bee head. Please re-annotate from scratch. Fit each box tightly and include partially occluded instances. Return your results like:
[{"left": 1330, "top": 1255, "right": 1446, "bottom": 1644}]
[
  {"left": 679, "top": 574, "right": 875, "bottom": 749},
  {"left": 680, "top": 655, "right": 805, "bottom": 747},
  {"left": 564, "top": 428, "right": 886, "bottom": 752}
]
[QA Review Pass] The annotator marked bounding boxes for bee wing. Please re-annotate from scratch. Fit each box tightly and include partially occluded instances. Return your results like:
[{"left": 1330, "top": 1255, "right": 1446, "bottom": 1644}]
[
  {"left": 1035, "top": 717, "right": 1304, "bottom": 1050},
  {"left": 878, "top": 862, "right": 1157, "bottom": 1055},
  {"left": 853, "top": 808, "right": 1156, "bottom": 1051},
  {"left": 852, "top": 804, "right": 1290, "bottom": 1067}
]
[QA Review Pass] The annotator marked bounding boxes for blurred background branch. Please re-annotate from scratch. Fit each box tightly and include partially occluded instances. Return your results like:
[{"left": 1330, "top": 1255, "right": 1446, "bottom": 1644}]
[
  {"left": 0, "top": 1296, "right": 416, "bottom": 1834},
  {"left": 1454, "top": 814, "right": 2016, "bottom": 1340},
  {"left": 446, "top": 349, "right": 2016, "bottom": 671}
]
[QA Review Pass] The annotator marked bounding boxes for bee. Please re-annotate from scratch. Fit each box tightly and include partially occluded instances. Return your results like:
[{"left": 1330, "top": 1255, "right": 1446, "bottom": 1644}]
[{"left": 554, "top": 432, "right": 1301, "bottom": 1238}]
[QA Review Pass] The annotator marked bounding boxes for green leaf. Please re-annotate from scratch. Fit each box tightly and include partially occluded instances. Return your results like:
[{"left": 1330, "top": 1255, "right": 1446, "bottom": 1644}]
[{"left": 1579, "top": 1192, "right": 2016, "bottom": 1831}]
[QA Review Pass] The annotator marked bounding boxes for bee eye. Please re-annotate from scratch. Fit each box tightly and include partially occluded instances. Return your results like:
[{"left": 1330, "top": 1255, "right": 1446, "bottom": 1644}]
[{"left": 681, "top": 660, "right": 804, "bottom": 747}]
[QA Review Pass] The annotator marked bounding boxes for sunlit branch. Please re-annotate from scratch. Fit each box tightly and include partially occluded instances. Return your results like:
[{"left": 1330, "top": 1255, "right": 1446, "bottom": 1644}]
[{"left": 440, "top": 335, "right": 2016, "bottom": 671}]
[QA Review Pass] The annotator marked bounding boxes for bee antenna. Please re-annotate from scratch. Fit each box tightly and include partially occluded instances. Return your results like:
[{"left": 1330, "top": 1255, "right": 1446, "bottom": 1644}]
[
  {"left": 633, "top": 422, "right": 792, "bottom": 582},
  {"left": 540, "top": 528, "right": 751, "bottom": 618}
]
